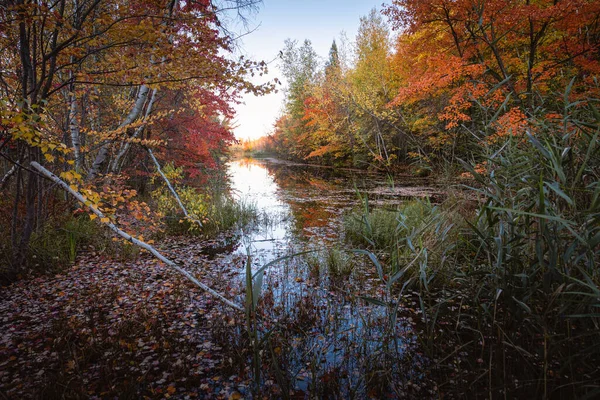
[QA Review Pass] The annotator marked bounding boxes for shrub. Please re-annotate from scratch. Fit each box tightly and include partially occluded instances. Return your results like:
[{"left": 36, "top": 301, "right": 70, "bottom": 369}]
[{"left": 152, "top": 163, "right": 257, "bottom": 237}]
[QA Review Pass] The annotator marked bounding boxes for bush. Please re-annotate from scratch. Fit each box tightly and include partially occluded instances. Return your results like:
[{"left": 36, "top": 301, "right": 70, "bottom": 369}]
[{"left": 152, "top": 163, "right": 257, "bottom": 237}]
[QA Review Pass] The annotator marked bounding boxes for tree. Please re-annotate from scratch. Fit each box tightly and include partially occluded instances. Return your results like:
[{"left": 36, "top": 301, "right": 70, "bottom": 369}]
[
  {"left": 0, "top": 0, "right": 272, "bottom": 273},
  {"left": 276, "top": 38, "right": 320, "bottom": 159},
  {"left": 384, "top": 0, "right": 600, "bottom": 149}
]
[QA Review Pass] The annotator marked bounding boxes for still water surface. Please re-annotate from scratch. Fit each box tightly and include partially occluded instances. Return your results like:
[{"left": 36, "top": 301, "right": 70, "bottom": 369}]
[
  {"left": 227, "top": 157, "right": 442, "bottom": 267},
  {"left": 221, "top": 158, "right": 441, "bottom": 394}
]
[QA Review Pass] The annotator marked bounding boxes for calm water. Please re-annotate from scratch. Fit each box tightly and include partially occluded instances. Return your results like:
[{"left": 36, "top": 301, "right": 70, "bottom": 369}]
[
  {"left": 222, "top": 158, "right": 441, "bottom": 395},
  {"left": 228, "top": 157, "right": 442, "bottom": 268}
]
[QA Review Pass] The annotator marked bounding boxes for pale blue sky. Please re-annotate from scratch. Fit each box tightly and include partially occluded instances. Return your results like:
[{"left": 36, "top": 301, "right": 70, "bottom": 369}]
[{"left": 231, "top": 0, "right": 385, "bottom": 140}]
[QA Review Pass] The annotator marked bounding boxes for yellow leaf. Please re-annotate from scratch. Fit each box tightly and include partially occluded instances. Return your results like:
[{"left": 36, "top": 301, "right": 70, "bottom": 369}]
[
  {"left": 89, "top": 214, "right": 97, "bottom": 220},
  {"left": 100, "top": 217, "right": 110, "bottom": 223},
  {"left": 44, "top": 153, "right": 55, "bottom": 162}
]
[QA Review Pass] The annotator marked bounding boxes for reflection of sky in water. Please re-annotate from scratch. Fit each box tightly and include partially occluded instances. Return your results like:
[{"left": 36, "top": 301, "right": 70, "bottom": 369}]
[
  {"left": 226, "top": 158, "right": 424, "bottom": 393},
  {"left": 228, "top": 159, "right": 282, "bottom": 210},
  {"left": 228, "top": 159, "right": 292, "bottom": 266}
]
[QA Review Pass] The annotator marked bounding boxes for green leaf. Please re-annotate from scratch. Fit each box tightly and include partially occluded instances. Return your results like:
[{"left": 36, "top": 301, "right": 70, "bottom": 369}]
[
  {"left": 512, "top": 296, "right": 531, "bottom": 314},
  {"left": 544, "top": 181, "right": 574, "bottom": 206},
  {"left": 252, "top": 250, "right": 315, "bottom": 279},
  {"left": 588, "top": 232, "right": 600, "bottom": 249},
  {"left": 252, "top": 270, "right": 264, "bottom": 309},
  {"left": 526, "top": 131, "right": 552, "bottom": 160},
  {"left": 359, "top": 296, "right": 386, "bottom": 307},
  {"left": 352, "top": 249, "right": 384, "bottom": 281}
]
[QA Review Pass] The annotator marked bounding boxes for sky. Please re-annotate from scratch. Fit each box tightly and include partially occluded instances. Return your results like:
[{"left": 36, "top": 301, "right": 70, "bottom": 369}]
[{"left": 229, "top": 0, "right": 385, "bottom": 141}]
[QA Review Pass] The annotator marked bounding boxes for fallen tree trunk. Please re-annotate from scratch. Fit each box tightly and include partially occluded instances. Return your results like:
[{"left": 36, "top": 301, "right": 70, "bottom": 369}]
[{"left": 31, "top": 161, "right": 242, "bottom": 312}]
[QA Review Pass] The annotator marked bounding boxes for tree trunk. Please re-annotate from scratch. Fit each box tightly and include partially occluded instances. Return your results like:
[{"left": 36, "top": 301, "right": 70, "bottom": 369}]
[
  {"left": 69, "top": 92, "right": 83, "bottom": 171},
  {"left": 110, "top": 88, "right": 158, "bottom": 173},
  {"left": 87, "top": 85, "right": 150, "bottom": 180},
  {"left": 147, "top": 148, "right": 203, "bottom": 228},
  {"left": 31, "top": 161, "right": 241, "bottom": 312},
  {"left": 1, "top": 164, "right": 18, "bottom": 190}
]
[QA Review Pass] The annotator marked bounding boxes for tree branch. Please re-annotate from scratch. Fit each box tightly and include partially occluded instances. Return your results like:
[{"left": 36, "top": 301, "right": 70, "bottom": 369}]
[{"left": 30, "top": 161, "right": 242, "bottom": 312}]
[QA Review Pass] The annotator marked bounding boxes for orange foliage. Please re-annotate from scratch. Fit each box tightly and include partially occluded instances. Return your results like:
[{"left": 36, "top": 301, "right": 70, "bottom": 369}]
[
  {"left": 385, "top": 0, "right": 600, "bottom": 142},
  {"left": 493, "top": 108, "right": 529, "bottom": 141}
]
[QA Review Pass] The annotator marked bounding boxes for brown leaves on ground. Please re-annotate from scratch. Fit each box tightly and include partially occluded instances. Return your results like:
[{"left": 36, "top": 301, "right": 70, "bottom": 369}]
[{"left": 0, "top": 236, "right": 249, "bottom": 399}]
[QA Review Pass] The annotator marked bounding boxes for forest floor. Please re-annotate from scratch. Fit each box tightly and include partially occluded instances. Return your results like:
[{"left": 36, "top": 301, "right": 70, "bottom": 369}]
[{"left": 0, "top": 235, "right": 259, "bottom": 399}]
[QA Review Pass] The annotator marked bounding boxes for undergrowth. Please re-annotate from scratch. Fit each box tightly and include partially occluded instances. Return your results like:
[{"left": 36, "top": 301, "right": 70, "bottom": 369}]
[
  {"left": 339, "top": 88, "right": 600, "bottom": 397},
  {"left": 0, "top": 210, "right": 138, "bottom": 281},
  {"left": 152, "top": 163, "right": 258, "bottom": 237}
]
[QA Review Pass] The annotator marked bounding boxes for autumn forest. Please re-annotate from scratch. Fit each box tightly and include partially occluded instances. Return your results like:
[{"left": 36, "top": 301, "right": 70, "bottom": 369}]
[{"left": 1, "top": 0, "right": 600, "bottom": 398}]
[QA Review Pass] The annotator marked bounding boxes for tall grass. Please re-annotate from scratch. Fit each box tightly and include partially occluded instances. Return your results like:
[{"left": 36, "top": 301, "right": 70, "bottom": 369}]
[
  {"left": 344, "top": 197, "right": 458, "bottom": 281},
  {"left": 339, "top": 86, "right": 600, "bottom": 397},
  {"left": 152, "top": 164, "right": 258, "bottom": 236},
  {"left": 449, "top": 92, "right": 600, "bottom": 396}
]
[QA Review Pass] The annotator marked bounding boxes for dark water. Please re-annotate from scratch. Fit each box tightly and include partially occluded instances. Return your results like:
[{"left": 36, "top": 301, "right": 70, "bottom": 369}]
[
  {"left": 222, "top": 158, "right": 442, "bottom": 396},
  {"left": 228, "top": 157, "right": 442, "bottom": 266}
]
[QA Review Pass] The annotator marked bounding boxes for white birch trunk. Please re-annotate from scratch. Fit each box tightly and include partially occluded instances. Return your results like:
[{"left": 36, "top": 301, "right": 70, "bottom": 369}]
[
  {"left": 110, "top": 88, "right": 157, "bottom": 173},
  {"left": 87, "top": 85, "right": 150, "bottom": 180},
  {"left": 31, "top": 161, "right": 242, "bottom": 312},
  {"left": 69, "top": 92, "right": 83, "bottom": 171},
  {"left": 147, "top": 148, "right": 203, "bottom": 228},
  {"left": 1, "top": 164, "right": 18, "bottom": 190}
]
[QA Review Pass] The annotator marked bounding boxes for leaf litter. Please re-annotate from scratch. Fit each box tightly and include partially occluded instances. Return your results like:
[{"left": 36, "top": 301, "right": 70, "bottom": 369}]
[{"left": 0, "top": 235, "right": 250, "bottom": 399}]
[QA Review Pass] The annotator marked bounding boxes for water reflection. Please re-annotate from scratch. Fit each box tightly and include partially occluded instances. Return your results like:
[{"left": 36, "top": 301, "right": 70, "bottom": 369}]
[
  {"left": 227, "top": 158, "right": 360, "bottom": 266},
  {"left": 228, "top": 157, "right": 441, "bottom": 257},
  {"left": 224, "top": 157, "right": 433, "bottom": 396}
]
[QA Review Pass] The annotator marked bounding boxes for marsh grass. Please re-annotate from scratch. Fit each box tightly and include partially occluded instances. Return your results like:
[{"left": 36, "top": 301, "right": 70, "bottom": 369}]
[
  {"left": 325, "top": 247, "right": 354, "bottom": 280},
  {"left": 344, "top": 199, "right": 435, "bottom": 251},
  {"left": 155, "top": 168, "right": 259, "bottom": 237},
  {"left": 0, "top": 212, "right": 139, "bottom": 281},
  {"left": 384, "top": 87, "right": 600, "bottom": 397},
  {"left": 326, "top": 87, "right": 600, "bottom": 398}
]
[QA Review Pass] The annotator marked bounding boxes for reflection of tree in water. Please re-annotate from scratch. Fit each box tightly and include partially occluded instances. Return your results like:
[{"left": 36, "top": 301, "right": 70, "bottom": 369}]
[
  {"left": 263, "top": 160, "right": 375, "bottom": 192},
  {"left": 235, "top": 157, "right": 258, "bottom": 170},
  {"left": 261, "top": 161, "right": 356, "bottom": 241},
  {"left": 286, "top": 200, "right": 338, "bottom": 240},
  {"left": 235, "top": 157, "right": 441, "bottom": 243}
]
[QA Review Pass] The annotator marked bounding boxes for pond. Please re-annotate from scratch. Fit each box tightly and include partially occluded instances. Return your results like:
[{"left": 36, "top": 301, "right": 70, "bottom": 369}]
[
  {"left": 228, "top": 157, "right": 443, "bottom": 263},
  {"left": 214, "top": 157, "right": 445, "bottom": 397}
]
